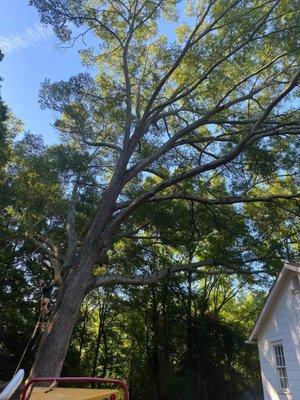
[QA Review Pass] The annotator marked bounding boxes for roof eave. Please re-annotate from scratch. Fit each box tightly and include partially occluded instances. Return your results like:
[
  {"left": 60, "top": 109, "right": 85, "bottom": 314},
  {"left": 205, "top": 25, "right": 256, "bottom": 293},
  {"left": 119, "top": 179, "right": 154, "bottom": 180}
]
[{"left": 248, "top": 261, "right": 300, "bottom": 343}]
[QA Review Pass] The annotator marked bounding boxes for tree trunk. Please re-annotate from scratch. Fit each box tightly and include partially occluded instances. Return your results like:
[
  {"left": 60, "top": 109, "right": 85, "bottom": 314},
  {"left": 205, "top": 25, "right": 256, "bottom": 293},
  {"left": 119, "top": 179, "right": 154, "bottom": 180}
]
[
  {"left": 161, "top": 280, "right": 171, "bottom": 367},
  {"left": 150, "top": 286, "right": 159, "bottom": 400},
  {"left": 101, "top": 331, "right": 109, "bottom": 377},
  {"left": 79, "top": 303, "right": 89, "bottom": 365},
  {"left": 91, "top": 310, "right": 104, "bottom": 377},
  {"left": 186, "top": 270, "right": 193, "bottom": 363},
  {"left": 30, "top": 260, "right": 93, "bottom": 378},
  {"left": 29, "top": 183, "right": 122, "bottom": 378}
]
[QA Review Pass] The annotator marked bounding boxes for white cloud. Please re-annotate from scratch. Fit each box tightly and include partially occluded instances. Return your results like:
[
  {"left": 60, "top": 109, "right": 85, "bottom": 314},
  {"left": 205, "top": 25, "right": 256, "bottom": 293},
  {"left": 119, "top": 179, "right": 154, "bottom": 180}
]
[{"left": 0, "top": 23, "right": 53, "bottom": 54}]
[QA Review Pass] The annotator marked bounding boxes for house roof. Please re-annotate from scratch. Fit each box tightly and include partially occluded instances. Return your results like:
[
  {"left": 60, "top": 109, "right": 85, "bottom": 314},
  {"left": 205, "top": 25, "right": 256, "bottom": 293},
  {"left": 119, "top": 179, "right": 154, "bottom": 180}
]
[{"left": 248, "top": 261, "right": 300, "bottom": 344}]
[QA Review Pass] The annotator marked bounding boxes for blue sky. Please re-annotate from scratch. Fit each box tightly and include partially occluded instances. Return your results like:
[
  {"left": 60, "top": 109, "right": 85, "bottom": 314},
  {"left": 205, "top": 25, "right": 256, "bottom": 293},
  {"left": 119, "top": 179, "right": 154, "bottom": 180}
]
[
  {"left": 0, "top": 1, "right": 90, "bottom": 144},
  {"left": 0, "top": 1, "right": 181, "bottom": 145}
]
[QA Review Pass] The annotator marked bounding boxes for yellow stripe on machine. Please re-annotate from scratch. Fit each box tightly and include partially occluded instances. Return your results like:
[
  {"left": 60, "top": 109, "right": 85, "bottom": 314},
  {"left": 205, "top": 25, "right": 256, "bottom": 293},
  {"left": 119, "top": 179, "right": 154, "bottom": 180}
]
[{"left": 29, "top": 387, "right": 118, "bottom": 400}]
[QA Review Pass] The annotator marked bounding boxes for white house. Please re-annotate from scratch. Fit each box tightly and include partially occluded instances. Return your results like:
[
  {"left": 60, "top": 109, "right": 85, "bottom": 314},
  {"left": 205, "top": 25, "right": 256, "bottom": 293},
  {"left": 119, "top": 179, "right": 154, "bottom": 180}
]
[{"left": 249, "top": 262, "right": 300, "bottom": 400}]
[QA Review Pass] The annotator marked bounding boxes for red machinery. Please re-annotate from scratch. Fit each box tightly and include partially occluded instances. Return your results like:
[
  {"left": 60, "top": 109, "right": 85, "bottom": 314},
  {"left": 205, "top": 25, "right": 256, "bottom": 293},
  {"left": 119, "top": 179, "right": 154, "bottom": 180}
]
[{"left": 20, "top": 377, "right": 129, "bottom": 400}]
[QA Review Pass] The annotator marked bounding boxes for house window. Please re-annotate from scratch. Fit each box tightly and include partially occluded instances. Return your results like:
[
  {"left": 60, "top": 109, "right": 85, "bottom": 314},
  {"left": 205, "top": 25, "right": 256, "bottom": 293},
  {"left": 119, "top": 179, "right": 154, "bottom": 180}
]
[
  {"left": 292, "top": 275, "right": 300, "bottom": 291},
  {"left": 273, "top": 344, "right": 289, "bottom": 390}
]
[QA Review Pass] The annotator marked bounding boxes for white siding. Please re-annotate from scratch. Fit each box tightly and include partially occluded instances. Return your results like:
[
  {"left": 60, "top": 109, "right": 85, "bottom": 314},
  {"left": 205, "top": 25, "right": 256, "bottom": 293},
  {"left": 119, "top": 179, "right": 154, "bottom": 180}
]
[{"left": 258, "top": 274, "right": 300, "bottom": 400}]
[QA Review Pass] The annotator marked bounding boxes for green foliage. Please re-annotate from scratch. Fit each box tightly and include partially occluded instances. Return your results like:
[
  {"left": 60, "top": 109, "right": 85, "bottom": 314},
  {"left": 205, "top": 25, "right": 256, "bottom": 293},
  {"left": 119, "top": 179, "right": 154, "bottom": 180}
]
[
  {"left": 65, "top": 278, "right": 263, "bottom": 400},
  {"left": 1, "top": 0, "right": 300, "bottom": 393}
]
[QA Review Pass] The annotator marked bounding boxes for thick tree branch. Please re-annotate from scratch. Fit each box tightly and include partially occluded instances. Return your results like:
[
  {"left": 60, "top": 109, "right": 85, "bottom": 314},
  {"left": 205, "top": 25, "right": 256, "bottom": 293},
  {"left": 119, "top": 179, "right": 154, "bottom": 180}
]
[
  {"left": 102, "top": 67, "right": 300, "bottom": 239},
  {"left": 115, "top": 193, "right": 300, "bottom": 210},
  {"left": 81, "top": 139, "right": 122, "bottom": 152},
  {"left": 27, "top": 234, "right": 63, "bottom": 278},
  {"left": 64, "top": 180, "right": 79, "bottom": 267},
  {"left": 89, "top": 259, "right": 216, "bottom": 289},
  {"left": 89, "top": 259, "right": 268, "bottom": 291},
  {"left": 141, "top": 0, "right": 238, "bottom": 116},
  {"left": 144, "top": 1, "right": 280, "bottom": 119},
  {"left": 126, "top": 79, "right": 276, "bottom": 181},
  {"left": 122, "top": 1, "right": 137, "bottom": 144}
]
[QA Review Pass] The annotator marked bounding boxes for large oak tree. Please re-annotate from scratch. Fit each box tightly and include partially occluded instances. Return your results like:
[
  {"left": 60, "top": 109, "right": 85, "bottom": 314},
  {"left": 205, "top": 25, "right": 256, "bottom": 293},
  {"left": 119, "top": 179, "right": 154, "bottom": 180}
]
[{"left": 14, "top": 0, "right": 300, "bottom": 377}]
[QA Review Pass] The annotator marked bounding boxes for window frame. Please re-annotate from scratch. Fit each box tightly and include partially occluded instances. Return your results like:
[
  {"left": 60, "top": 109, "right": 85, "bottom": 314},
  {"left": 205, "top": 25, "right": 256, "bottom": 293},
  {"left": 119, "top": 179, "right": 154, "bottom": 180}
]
[
  {"left": 272, "top": 342, "right": 289, "bottom": 393},
  {"left": 291, "top": 274, "right": 300, "bottom": 294}
]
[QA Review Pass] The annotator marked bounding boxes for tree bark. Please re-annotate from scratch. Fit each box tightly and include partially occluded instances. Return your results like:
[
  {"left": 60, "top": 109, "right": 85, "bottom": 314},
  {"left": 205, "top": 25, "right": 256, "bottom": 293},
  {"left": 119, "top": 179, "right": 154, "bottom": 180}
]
[
  {"left": 29, "top": 182, "right": 120, "bottom": 378},
  {"left": 29, "top": 258, "right": 93, "bottom": 378}
]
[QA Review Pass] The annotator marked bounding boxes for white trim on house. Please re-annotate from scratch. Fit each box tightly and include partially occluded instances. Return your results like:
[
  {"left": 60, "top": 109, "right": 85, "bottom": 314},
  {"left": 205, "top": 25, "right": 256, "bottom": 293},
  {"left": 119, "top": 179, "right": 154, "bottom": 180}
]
[{"left": 248, "top": 261, "right": 300, "bottom": 344}]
